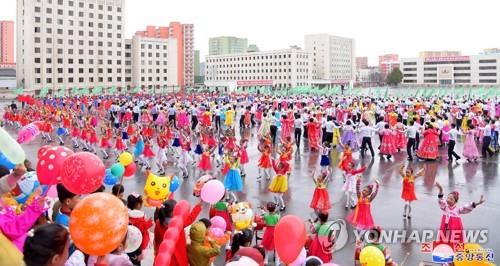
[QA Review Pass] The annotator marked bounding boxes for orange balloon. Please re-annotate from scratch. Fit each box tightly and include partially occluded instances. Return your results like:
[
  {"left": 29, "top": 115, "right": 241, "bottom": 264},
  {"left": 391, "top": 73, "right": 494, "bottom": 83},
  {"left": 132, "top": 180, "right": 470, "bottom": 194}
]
[{"left": 69, "top": 193, "right": 129, "bottom": 256}]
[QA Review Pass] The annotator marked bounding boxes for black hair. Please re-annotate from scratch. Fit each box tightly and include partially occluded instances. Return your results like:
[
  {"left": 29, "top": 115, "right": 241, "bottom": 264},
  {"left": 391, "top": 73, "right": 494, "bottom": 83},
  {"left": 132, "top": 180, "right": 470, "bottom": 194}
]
[
  {"left": 305, "top": 256, "right": 323, "bottom": 266},
  {"left": 56, "top": 183, "right": 77, "bottom": 203},
  {"left": 23, "top": 224, "right": 69, "bottom": 266},
  {"left": 126, "top": 194, "right": 143, "bottom": 210},
  {"left": 0, "top": 165, "right": 9, "bottom": 178},
  {"left": 231, "top": 229, "right": 253, "bottom": 256},
  {"left": 157, "top": 199, "right": 176, "bottom": 225},
  {"left": 252, "top": 245, "right": 266, "bottom": 260},
  {"left": 112, "top": 184, "right": 125, "bottom": 196},
  {"left": 451, "top": 123, "right": 456, "bottom": 128},
  {"left": 317, "top": 212, "right": 329, "bottom": 223},
  {"left": 93, "top": 185, "right": 106, "bottom": 193},
  {"left": 384, "top": 124, "right": 389, "bottom": 129},
  {"left": 266, "top": 202, "right": 277, "bottom": 212},
  {"left": 199, "top": 218, "right": 212, "bottom": 229}
]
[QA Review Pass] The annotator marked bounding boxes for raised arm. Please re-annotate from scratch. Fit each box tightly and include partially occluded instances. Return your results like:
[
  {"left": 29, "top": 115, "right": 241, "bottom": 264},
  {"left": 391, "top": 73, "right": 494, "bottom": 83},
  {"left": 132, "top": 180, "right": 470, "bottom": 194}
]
[
  {"left": 460, "top": 195, "right": 485, "bottom": 214},
  {"left": 415, "top": 166, "right": 426, "bottom": 178},
  {"left": 399, "top": 164, "right": 406, "bottom": 177},
  {"left": 436, "top": 182, "right": 447, "bottom": 211},
  {"left": 369, "top": 180, "right": 380, "bottom": 202},
  {"left": 355, "top": 176, "right": 362, "bottom": 199}
]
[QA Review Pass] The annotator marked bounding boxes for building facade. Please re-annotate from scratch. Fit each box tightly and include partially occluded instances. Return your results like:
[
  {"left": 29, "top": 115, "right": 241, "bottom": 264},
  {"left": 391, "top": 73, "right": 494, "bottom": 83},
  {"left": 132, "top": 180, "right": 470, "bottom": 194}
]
[
  {"left": 17, "top": 0, "right": 126, "bottom": 93},
  {"left": 209, "top": 36, "right": 248, "bottom": 56},
  {"left": 205, "top": 48, "right": 313, "bottom": 90},
  {"left": 419, "top": 51, "right": 461, "bottom": 58},
  {"left": 129, "top": 35, "right": 178, "bottom": 90},
  {"left": 401, "top": 54, "right": 500, "bottom": 86},
  {"left": 136, "top": 23, "right": 194, "bottom": 88},
  {"left": 0, "top": 21, "right": 15, "bottom": 66},
  {"left": 378, "top": 54, "right": 399, "bottom": 77},
  {"left": 356, "top": 57, "right": 368, "bottom": 71},
  {"left": 304, "top": 34, "right": 355, "bottom": 84}
]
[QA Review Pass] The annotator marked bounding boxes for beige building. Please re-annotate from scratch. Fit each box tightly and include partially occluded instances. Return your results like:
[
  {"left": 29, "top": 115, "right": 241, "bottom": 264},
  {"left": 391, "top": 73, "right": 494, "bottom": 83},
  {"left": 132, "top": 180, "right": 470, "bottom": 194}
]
[
  {"left": 17, "top": 0, "right": 126, "bottom": 93},
  {"left": 419, "top": 51, "right": 461, "bottom": 58}
]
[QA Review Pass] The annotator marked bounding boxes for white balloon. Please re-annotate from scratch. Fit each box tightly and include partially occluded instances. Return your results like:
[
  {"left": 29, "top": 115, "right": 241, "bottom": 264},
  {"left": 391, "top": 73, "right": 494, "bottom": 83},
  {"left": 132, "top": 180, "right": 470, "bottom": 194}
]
[
  {"left": 124, "top": 225, "right": 143, "bottom": 253},
  {"left": 0, "top": 127, "right": 26, "bottom": 164}
]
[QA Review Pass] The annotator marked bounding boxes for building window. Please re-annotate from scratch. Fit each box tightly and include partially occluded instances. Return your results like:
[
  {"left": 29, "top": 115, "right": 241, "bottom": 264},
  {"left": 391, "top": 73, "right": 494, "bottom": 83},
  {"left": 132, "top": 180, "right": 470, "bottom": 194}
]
[
  {"left": 454, "top": 73, "right": 470, "bottom": 77},
  {"left": 453, "top": 66, "right": 470, "bottom": 70},
  {"left": 79, "top": 78, "right": 84, "bottom": 83},
  {"left": 46, "top": 78, "right": 52, "bottom": 84},
  {"left": 108, "top": 77, "right": 112, "bottom": 82},
  {"left": 35, "top": 78, "right": 41, "bottom": 84},
  {"left": 69, "top": 77, "right": 74, "bottom": 83},
  {"left": 403, "top": 62, "right": 417, "bottom": 66},
  {"left": 479, "top": 79, "right": 497, "bottom": 83},
  {"left": 479, "top": 66, "right": 496, "bottom": 70},
  {"left": 423, "top": 73, "right": 436, "bottom": 77},
  {"left": 57, "top": 68, "right": 63, "bottom": 73},
  {"left": 479, "top": 73, "right": 497, "bottom": 76},
  {"left": 479, "top": 59, "right": 497, "bottom": 64}
]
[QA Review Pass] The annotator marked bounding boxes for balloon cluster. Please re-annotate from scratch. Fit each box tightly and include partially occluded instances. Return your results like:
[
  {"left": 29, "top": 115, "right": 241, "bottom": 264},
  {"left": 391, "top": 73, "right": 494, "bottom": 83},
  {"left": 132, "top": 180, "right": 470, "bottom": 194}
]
[
  {"left": 104, "top": 152, "right": 136, "bottom": 186},
  {"left": 207, "top": 216, "right": 230, "bottom": 246},
  {"left": 36, "top": 145, "right": 106, "bottom": 195}
]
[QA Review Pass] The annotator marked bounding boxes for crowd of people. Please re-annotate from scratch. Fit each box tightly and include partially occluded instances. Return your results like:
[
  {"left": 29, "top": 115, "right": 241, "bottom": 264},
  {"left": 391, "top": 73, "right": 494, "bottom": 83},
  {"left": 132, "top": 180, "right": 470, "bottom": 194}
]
[{"left": 0, "top": 92, "right": 497, "bottom": 266}]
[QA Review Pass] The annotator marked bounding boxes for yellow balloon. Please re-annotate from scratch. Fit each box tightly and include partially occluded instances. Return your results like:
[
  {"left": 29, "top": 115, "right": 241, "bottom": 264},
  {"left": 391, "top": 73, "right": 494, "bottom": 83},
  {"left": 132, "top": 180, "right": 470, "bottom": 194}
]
[
  {"left": 359, "top": 246, "right": 385, "bottom": 266},
  {"left": 454, "top": 243, "right": 493, "bottom": 266},
  {"left": 0, "top": 128, "right": 25, "bottom": 164},
  {"left": 118, "top": 152, "right": 133, "bottom": 166},
  {"left": 144, "top": 172, "right": 170, "bottom": 202}
]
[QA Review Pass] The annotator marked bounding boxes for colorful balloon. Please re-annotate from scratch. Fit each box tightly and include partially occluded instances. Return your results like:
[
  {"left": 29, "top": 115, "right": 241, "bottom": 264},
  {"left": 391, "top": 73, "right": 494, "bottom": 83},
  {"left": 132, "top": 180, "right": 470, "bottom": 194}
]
[
  {"left": 143, "top": 172, "right": 171, "bottom": 207},
  {"left": 61, "top": 152, "right": 105, "bottom": 194},
  {"left": 200, "top": 179, "right": 225, "bottom": 204},
  {"left": 104, "top": 169, "right": 119, "bottom": 186},
  {"left": 110, "top": 163, "right": 125, "bottom": 178},
  {"left": 210, "top": 216, "right": 227, "bottom": 230},
  {"left": 274, "top": 215, "right": 307, "bottom": 264},
  {"left": 359, "top": 246, "right": 385, "bottom": 266},
  {"left": 69, "top": 193, "right": 129, "bottom": 256},
  {"left": 0, "top": 127, "right": 26, "bottom": 164},
  {"left": 124, "top": 225, "right": 143, "bottom": 253},
  {"left": 37, "top": 145, "right": 52, "bottom": 159},
  {"left": 169, "top": 175, "right": 180, "bottom": 192},
  {"left": 37, "top": 146, "right": 74, "bottom": 185},
  {"left": 123, "top": 162, "right": 137, "bottom": 178},
  {"left": 118, "top": 152, "right": 133, "bottom": 166},
  {"left": 10, "top": 171, "right": 47, "bottom": 204},
  {"left": 17, "top": 123, "right": 40, "bottom": 144},
  {"left": 0, "top": 151, "right": 15, "bottom": 170}
]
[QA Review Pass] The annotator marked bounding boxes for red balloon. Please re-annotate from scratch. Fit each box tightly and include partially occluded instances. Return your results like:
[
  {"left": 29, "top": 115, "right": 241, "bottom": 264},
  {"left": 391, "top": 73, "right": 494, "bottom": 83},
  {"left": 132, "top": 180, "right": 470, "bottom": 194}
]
[
  {"left": 274, "top": 215, "right": 307, "bottom": 264},
  {"left": 61, "top": 152, "right": 105, "bottom": 194},
  {"left": 37, "top": 146, "right": 74, "bottom": 185},
  {"left": 155, "top": 239, "right": 174, "bottom": 266},
  {"left": 173, "top": 200, "right": 191, "bottom": 224},
  {"left": 168, "top": 216, "right": 183, "bottom": 231},
  {"left": 123, "top": 162, "right": 137, "bottom": 177},
  {"left": 37, "top": 145, "right": 53, "bottom": 159}
]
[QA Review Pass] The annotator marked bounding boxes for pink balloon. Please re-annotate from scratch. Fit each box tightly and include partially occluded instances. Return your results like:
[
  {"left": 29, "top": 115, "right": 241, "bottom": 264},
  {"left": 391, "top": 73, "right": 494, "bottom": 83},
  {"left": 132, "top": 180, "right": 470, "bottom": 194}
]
[
  {"left": 61, "top": 152, "right": 105, "bottom": 194},
  {"left": 290, "top": 248, "right": 307, "bottom": 266},
  {"left": 209, "top": 227, "right": 225, "bottom": 238},
  {"left": 17, "top": 123, "right": 40, "bottom": 144},
  {"left": 200, "top": 180, "right": 225, "bottom": 204},
  {"left": 45, "top": 185, "right": 58, "bottom": 198},
  {"left": 37, "top": 146, "right": 74, "bottom": 185},
  {"left": 210, "top": 216, "right": 226, "bottom": 230}
]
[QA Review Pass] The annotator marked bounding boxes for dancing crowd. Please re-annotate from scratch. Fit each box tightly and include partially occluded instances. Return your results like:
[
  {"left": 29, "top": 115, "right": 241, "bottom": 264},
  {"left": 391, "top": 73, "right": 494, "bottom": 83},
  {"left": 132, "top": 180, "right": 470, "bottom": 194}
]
[{"left": 0, "top": 92, "right": 497, "bottom": 266}]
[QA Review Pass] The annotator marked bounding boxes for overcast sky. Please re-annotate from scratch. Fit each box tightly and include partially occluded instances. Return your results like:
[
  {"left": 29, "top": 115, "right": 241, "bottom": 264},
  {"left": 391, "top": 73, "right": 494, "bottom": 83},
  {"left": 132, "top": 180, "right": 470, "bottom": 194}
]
[{"left": 2, "top": 0, "right": 499, "bottom": 65}]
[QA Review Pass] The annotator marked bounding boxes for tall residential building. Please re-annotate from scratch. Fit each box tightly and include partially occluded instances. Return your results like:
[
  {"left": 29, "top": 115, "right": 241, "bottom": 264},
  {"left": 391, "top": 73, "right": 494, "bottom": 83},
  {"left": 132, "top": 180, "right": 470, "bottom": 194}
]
[
  {"left": 356, "top": 57, "right": 368, "bottom": 70},
  {"left": 209, "top": 36, "right": 248, "bottom": 55},
  {"left": 17, "top": 0, "right": 125, "bottom": 93},
  {"left": 136, "top": 23, "right": 194, "bottom": 88},
  {"left": 378, "top": 54, "right": 400, "bottom": 77},
  {"left": 304, "top": 34, "right": 355, "bottom": 84},
  {"left": 194, "top": 50, "right": 200, "bottom": 77},
  {"left": 205, "top": 47, "right": 313, "bottom": 91},
  {"left": 419, "top": 51, "right": 461, "bottom": 58},
  {"left": 0, "top": 21, "right": 15, "bottom": 66}
]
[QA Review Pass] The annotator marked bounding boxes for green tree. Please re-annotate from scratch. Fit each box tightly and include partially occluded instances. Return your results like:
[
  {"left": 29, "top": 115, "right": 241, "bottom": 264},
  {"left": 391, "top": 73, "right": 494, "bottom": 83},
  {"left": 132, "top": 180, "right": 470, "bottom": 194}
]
[{"left": 386, "top": 68, "right": 403, "bottom": 85}]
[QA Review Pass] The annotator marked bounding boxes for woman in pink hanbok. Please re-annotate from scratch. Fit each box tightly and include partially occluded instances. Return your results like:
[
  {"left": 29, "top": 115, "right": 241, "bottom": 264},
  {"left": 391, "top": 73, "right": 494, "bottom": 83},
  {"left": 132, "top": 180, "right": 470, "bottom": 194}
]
[{"left": 463, "top": 125, "right": 480, "bottom": 161}]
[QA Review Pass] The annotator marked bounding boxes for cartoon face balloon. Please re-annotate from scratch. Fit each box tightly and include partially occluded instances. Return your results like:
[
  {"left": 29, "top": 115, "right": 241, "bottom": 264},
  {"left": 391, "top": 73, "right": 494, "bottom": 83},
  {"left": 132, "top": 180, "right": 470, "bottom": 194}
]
[
  {"left": 11, "top": 171, "right": 47, "bottom": 204},
  {"left": 144, "top": 172, "right": 171, "bottom": 207},
  {"left": 229, "top": 202, "right": 255, "bottom": 231}
]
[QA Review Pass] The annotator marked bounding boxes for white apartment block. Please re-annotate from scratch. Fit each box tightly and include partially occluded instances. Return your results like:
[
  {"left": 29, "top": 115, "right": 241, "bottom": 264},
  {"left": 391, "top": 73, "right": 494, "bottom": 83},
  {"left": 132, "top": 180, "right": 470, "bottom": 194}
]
[
  {"left": 183, "top": 24, "right": 194, "bottom": 87},
  {"left": 124, "top": 39, "right": 132, "bottom": 87},
  {"left": 17, "top": 0, "right": 126, "bottom": 93},
  {"left": 130, "top": 35, "right": 178, "bottom": 89},
  {"left": 401, "top": 54, "right": 500, "bottom": 86},
  {"left": 304, "top": 34, "right": 355, "bottom": 83},
  {"left": 205, "top": 48, "right": 313, "bottom": 90}
]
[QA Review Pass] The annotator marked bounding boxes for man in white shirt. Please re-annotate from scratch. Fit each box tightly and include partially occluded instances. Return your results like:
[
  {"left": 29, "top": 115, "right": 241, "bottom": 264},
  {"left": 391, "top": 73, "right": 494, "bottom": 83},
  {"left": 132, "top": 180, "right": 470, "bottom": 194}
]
[
  {"left": 481, "top": 120, "right": 495, "bottom": 158},
  {"left": 447, "top": 123, "right": 461, "bottom": 162},
  {"left": 405, "top": 120, "right": 418, "bottom": 160},
  {"left": 294, "top": 113, "right": 304, "bottom": 149},
  {"left": 359, "top": 120, "right": 377, "bottom": 158}
]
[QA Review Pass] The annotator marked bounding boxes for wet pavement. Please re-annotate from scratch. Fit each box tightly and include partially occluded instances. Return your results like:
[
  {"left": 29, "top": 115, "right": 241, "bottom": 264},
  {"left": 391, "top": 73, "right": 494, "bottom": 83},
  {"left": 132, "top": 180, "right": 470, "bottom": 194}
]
[{"left": 2, "top": 112, "right": 499, "bottom": 265}]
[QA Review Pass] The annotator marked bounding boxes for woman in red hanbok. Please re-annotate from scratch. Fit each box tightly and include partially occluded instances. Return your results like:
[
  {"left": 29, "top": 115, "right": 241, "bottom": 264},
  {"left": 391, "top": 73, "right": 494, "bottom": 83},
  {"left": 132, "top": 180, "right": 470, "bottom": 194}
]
[
  {"left": 307, "top": 118, "right": 321, "bottom": 151},
  {"left": 280, "top": 114, "right": 294, "bottom": 140},
  {"left": 416, "top": 124, "right": 440, "bottom": 160}
]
